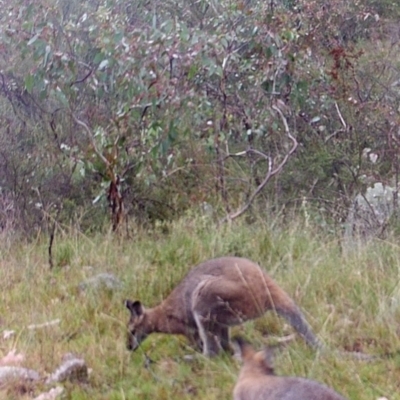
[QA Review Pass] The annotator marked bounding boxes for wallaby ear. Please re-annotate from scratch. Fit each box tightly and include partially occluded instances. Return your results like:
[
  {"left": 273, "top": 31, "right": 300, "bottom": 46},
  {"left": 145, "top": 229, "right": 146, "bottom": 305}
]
[
  {"left": 232, "top": 336, "right": 255, "bottom": 361},
  {"left": 259, "top": 346, "right": 276, "bottom": 374},
  {"left": 125, "top": 300, "right": 144, "bottom": 316}
]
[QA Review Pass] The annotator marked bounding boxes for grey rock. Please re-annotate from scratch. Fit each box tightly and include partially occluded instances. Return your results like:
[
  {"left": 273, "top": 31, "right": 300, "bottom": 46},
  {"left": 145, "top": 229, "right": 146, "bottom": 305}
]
[
  {"left": 344, "top": 182, "right": 397, "bottom": 246},
  {"left": 46, "top": 357, "right": 88, "bottom": 384},
  {"left": 0, "top": 366, "right": 40, "bottom": 382},
  {"left": 33, "top": 386, "right": 64, "bottom": 400},
  {"left": 182, "top": 354, "right": 196, "bottom": 363},
  {"left": 79, "top": 273, "right": 122, "bottom": 292}
]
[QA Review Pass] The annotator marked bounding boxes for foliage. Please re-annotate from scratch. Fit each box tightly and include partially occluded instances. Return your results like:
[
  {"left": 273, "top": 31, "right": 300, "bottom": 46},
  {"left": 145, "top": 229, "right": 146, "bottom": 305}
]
[{"left": 0, "top": 0, "right": 400, "bottom": 232}]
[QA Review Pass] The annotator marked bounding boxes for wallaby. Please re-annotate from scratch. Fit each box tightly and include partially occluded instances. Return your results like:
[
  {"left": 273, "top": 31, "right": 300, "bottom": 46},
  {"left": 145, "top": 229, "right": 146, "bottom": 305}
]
[
  {"left": 233, "top": 337, "right": 347, "bottom": 400},
  {"left": 125, "top": 256, "right": 322, "bottom": 356}
]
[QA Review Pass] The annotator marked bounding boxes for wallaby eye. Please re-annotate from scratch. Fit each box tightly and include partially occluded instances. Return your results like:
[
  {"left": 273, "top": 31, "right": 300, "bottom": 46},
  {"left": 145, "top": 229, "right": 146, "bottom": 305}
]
[{"left": 128, "top": 326, "right": 136, "bottom": 336}]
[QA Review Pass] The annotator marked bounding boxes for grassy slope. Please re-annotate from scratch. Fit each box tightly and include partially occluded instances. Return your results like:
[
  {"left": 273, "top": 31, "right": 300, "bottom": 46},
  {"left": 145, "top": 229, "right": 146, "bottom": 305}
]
[{"left": 0, "top": 216, "right": 399, "bottom": 399}]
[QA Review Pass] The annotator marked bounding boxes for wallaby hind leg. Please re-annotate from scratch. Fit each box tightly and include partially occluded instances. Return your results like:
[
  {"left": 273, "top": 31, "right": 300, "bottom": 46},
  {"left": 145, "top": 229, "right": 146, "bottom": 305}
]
[
  {"left": 212, "top": 325, "right": 232, "bottom": 353},
  {"left": 187, "top": 330, "right": 203, "bottom": 351},
  {"left": 193, "top": 311, "right": 222, "bottom": 356}
]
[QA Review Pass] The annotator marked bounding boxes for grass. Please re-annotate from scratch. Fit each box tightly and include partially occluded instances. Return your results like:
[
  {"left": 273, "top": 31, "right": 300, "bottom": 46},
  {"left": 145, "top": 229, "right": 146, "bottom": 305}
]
[{"left": 0, "top": 215, "right": 399, "bottom": 399}]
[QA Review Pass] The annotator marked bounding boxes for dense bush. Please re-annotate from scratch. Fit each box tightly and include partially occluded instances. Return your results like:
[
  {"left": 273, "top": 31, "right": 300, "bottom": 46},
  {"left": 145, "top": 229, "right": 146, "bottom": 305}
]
[{"left": 0, "top": 0, "right": 400, "bottom": 235}]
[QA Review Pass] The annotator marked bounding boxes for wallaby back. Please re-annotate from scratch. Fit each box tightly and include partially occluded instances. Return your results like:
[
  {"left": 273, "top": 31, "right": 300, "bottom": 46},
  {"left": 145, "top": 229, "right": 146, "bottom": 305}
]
[
  {"left": 125, "top": 257, "right": 321, "bottom": 355},
  {"left": 233, "top": 337, "right": 347, "bottom": 400}
]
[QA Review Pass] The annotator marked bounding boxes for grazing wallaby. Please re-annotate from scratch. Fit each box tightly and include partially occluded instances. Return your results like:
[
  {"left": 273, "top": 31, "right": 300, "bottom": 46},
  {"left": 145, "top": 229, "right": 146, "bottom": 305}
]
[
  {"left": 233, "top": 337, "right": 347, "bottom": 400},
  {"left": 125, "top": 256, "right": 322, "bottom": 356}
]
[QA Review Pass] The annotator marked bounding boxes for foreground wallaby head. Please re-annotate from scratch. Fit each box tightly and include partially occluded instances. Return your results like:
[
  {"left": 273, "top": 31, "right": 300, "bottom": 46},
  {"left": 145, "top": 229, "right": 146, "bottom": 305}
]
[
  {"left": 233, "top": 337, "right": 347, "bottom": 400},
  {"left": 125, "top": 256, "right": 322, "bottom": 356},
  {"left": 125, "top": 300, "right": 148, "bottom": 351}
]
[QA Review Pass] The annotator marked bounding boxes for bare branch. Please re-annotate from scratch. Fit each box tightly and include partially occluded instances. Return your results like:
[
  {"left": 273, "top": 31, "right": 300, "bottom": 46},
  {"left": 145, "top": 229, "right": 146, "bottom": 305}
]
[
  {"left": 70, "top": 68, "right": 93, "bottom": 87},
  {"left": 71, "top": 114, "right": 110, "bottom": 168},
  {"left": 222, "top": 155, "right": 273, "bottom": 222},
  {"left": 224, "top": 148, "right": 270, "bottom": 161},
  {"left": 270, "top": 105, "right": 298, "bottom": 173},
  {"left": 325, "top": 129, "right": 345, "bottom": 143},
  {"left": 221, "top": 106, "right": 298, "bottom": 223},
  {"left": 335, "top": 101, "right": 347, "bottom": 130},
  {"left": 71, "top": 114, "right": 125, "bottom": 232}
]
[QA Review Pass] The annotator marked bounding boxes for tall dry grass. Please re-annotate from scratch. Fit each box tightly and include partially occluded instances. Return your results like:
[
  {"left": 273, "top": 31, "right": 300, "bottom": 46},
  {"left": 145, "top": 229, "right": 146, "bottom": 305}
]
[{"left": 0, "top": 215, "right": 399, "bottom": 399}]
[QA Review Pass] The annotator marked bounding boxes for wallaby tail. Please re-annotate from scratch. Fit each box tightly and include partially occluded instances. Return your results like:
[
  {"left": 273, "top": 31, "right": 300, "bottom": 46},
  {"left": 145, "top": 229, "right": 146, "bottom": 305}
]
[
  {"left": 278, "top": 306, "right": 382, "bottom": 360},
  {"left": 265, "top": 278, "right": 323, "bottom": 349},
  {"left": 276, "top": 305, "right": 323, "bottom": 349}
]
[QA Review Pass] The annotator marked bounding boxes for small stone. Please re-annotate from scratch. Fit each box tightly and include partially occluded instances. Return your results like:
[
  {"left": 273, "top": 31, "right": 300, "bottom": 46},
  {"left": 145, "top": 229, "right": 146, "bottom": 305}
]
[
  {"left": 2, "top": 330, "right": 15, "bottom": 340},
  {"left": 182, "top": 355, "right": 196, "bottom": 362}
]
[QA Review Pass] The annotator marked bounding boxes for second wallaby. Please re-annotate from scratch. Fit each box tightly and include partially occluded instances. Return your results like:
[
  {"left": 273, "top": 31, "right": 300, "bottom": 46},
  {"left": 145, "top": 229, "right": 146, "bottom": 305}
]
[
  {"left": 233, "top": 337, "right": 347, "bottom": 400},
  {"left": 125, "top": 256, "right": 322, "bottom": 356}
]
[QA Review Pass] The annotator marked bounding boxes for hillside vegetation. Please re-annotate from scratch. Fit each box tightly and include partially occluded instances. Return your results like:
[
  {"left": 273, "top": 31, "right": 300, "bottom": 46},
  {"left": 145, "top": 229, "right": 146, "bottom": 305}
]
[
  {"left": 1, "top": 0, "right": 400, "bottom": 398},
  {"left": 0, "top": 216, "right": 399, "bottom": 399},
  {"left": 1, "top": 0, "right": 400, "bottom": 232}
]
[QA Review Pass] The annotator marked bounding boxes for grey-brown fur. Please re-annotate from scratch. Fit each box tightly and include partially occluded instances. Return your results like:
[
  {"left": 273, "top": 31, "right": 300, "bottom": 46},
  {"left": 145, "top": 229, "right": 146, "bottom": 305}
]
[
  {"left": 125, "top": 256, "right": 322, "bottom": 356},
  {"left": 233, "top": 337, "right": 346, "bottom": 400}
]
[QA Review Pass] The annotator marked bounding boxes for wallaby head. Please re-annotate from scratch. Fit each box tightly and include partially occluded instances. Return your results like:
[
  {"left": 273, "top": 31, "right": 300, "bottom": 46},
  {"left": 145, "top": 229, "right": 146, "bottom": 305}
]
[
  {"left": 233, "top": 336, "right": 275, "bottom": 376},
  {"left": 125, "top": 300, "right": 149, "bottom": 351},
  {"left": 233, "top": 337, "right": 347, "bottom": 400}
]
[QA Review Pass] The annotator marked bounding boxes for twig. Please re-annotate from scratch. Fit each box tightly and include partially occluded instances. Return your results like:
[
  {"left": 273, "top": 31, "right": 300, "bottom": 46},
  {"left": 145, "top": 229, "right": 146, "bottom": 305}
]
[
  {"left": 71, "top": 114, "right": 126, "bottom": 232},
  {"left": 48, "top": 206, "right": 61, "bottom": 269},
  {"left": 335, "top": 101, "right": 347, "bottom": 129},
  {"left": 220, "top": 106, "right": 298, "bottom": 223},
  {"left": 71, "top": 114, "right": 110, "bottom": 168},
  {"left": 70, "top": 68, "right": 93, "bottom": 87},
  {"left": 324, "top": 129, "right": 344, "bottom": 143}
]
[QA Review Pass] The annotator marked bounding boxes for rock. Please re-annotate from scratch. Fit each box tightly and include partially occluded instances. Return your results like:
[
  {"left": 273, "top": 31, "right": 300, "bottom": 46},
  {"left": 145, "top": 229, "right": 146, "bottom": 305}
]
[
  {"left": 33, "top": 386, "right": 64, "bottom": 400},
  {"left": 0, "top": 366, "right": 40, "bottom": 383},
  {"left": 0, "top": 350, "right": 25, "bottom": 366},
  {"left": 46, "top": 356, "right": 88, "bottom": 384},
  {"left": 2, "top": 330, "right": 15, "bottom": 340},
  {"left": 79, "top": 273, "right": 122, "bottom": 292},
  {"left": 343, "top": 182, "right": 396, "bottom": 246}
]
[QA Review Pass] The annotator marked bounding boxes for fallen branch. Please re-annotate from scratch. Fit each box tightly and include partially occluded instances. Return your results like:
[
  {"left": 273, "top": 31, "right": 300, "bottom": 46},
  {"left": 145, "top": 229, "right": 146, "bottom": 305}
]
[
  {"left": 27, "top": 319, "right": 61, "bottom": 330},
  {"left": 221, "top": 106, "right": 298, "bottom": 223}
]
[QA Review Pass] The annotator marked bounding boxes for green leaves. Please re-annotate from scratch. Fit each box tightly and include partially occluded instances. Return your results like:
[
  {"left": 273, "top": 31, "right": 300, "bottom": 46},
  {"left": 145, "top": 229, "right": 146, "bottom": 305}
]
[
  {"left": 24, "top": 74, "right": 35, "bottom": 93},
  {"left": 3, "top": 0, "right": 395, "bottom": 229},
  {"left": 53, "top": 87, "right": 68, "bottom": 107}
]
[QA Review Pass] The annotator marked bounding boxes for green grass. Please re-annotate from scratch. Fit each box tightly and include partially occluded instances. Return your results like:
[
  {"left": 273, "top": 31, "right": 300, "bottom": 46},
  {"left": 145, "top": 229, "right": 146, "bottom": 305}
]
[{"left": 0, "top": 216, "right": 399, "bottom": 399}]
